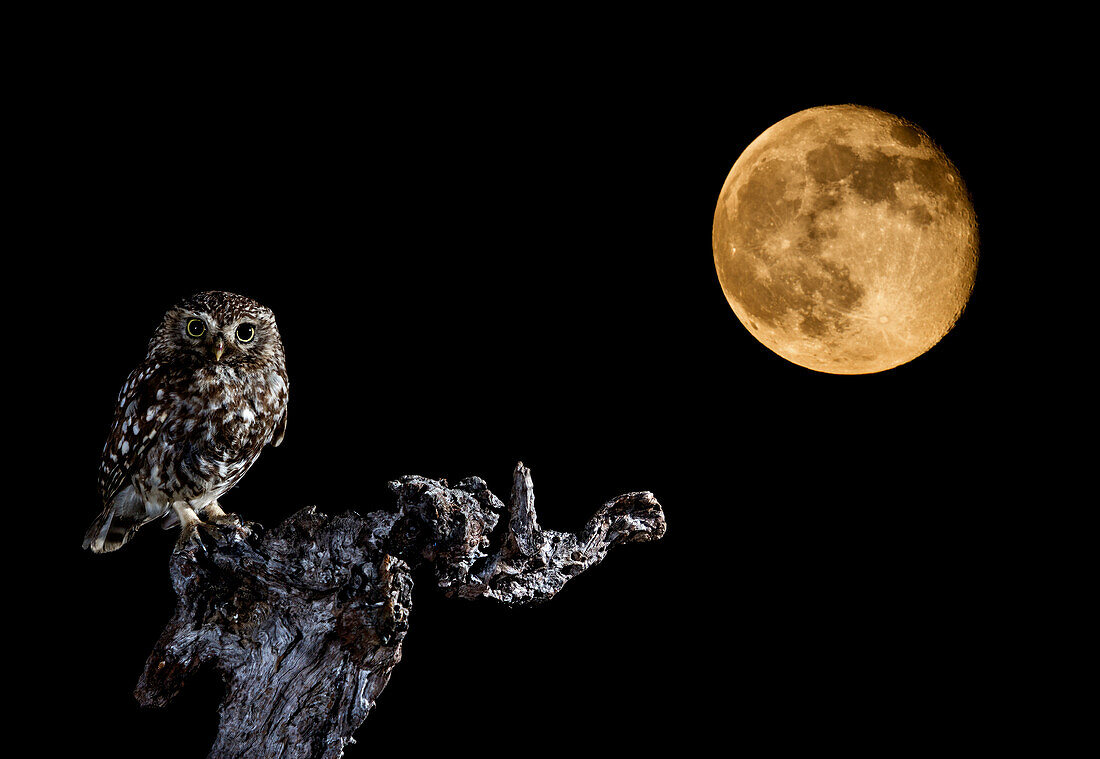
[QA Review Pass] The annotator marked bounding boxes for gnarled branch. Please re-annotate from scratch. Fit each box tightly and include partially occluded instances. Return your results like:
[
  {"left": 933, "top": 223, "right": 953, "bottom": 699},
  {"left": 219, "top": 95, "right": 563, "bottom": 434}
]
[{"left": 134, "top": 463, "right": 666, "bottom": 758}]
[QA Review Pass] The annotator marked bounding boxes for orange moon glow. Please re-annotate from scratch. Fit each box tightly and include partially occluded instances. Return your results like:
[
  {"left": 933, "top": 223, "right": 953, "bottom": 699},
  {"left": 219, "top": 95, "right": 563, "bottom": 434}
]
[{"left": 712, "top": 105, "right": 978, "bottom": 374}]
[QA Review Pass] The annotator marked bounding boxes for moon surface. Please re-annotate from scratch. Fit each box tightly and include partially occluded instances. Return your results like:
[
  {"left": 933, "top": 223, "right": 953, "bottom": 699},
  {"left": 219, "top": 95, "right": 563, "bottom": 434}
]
[{"left": 712, "top": 105, "right": 978, "bottom": 374}]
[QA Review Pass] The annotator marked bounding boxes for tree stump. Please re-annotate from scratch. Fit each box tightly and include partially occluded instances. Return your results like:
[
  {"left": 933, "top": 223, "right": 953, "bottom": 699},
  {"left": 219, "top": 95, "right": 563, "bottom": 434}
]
[{"left": 134, "top": 463, "right": 666, "bottom": 758}]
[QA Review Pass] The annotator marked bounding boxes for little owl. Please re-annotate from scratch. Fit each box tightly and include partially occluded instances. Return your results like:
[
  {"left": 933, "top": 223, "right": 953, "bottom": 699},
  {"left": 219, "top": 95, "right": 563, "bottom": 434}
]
[{"left": 83, "top": 291, "right": 289, "bottom": 553}]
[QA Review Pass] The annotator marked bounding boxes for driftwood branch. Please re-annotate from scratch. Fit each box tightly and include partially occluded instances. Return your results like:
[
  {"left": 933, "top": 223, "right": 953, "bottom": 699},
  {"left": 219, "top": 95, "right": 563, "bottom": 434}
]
[{"left": 134, "top": 463, "right": 665, "bottom": 758}]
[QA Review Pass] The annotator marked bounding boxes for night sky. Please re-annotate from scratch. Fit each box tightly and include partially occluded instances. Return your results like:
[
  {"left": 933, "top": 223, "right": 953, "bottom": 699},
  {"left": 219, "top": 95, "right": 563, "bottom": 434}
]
[{"left": 35, "top": 27, "right": 1040, "bottom": 757}]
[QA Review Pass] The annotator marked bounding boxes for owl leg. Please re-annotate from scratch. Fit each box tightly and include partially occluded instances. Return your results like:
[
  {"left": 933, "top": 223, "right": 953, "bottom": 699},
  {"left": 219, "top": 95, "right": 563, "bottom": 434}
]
[{"left": 172, "top": 502, "right": 202, "bottom": 541}]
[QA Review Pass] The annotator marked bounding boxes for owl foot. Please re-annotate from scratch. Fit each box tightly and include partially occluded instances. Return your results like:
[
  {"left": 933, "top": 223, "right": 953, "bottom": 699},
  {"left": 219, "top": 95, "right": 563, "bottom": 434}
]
[
  {"left": 172, "top": 503, "right": 254, "bottom": 556},
  {"left": 209, "top": 512, "right": 243, "bottom": 528},
  {"left": 177, "top": 519, "right": 211, "bottom": 557},
  {"left": 201, "top": 501, "right": 249, "bottom": 532},
  {"left": 176, "top": 519, "right": 248, "bottom": 557},
  {"left": 174, "top": 504, "right": 219, "bottom": 556},
  {"left": 211, "top": 516, "right": 252, "bottom": 542}
]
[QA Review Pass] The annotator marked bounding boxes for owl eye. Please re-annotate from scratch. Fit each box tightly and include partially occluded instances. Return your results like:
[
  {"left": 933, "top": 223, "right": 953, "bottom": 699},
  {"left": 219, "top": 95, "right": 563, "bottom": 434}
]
[
  {"left": 236, "top": 324, "right": 256, "bottom": 344},
  {"left": 186, "top": 319, "right": 206, "bottom": 338}
]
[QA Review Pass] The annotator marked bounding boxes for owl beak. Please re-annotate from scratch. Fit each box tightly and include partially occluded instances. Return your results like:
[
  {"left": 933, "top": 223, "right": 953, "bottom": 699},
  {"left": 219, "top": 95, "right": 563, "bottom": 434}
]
[{"left": 213, "top": 337, "right": 226, "bottom": 362}]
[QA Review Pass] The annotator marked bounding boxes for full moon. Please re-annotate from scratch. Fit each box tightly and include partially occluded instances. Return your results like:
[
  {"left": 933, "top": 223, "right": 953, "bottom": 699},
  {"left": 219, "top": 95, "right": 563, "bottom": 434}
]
[{"left": 712, "top": 105, "right": 978, "bottom": 374}]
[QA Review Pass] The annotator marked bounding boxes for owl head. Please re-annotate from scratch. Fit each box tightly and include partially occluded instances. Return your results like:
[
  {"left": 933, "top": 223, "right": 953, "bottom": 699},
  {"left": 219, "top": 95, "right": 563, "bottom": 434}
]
[{"left": 149, "top": 291, "right": 285, "bottom": 370}]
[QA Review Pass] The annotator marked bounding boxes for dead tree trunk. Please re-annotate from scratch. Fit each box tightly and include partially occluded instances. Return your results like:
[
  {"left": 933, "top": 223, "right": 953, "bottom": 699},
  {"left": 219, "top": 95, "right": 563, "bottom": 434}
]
[{"left": 134, "top": 463, "right": 666, "bottom": 758}]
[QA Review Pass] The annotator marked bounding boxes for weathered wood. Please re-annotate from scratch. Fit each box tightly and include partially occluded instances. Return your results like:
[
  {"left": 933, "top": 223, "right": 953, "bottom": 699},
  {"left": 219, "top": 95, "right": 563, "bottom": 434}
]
[{"left": 134, "top": 463, "right": 666, "bottom": 758}]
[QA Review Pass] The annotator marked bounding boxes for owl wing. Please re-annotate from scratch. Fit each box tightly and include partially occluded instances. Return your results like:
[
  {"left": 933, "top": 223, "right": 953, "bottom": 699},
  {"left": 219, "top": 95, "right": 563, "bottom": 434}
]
[
  {"left": 97, "top": 361, "right": 176, "bottom": 505},
  {"left": 271, "top": 404, "right": 287, "bottom": 447}
]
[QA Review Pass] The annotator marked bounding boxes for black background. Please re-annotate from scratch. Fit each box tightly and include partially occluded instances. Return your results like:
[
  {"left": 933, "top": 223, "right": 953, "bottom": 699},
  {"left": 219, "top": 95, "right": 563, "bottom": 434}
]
[{"left": 29, "top": 19, "right": 1045, "bottom": 758}]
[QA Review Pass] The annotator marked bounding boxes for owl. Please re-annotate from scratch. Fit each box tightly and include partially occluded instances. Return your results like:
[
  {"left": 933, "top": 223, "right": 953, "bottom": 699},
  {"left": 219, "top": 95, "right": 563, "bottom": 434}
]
[{"left": 83, "top": 291, "right": 289, "bottom": 553}]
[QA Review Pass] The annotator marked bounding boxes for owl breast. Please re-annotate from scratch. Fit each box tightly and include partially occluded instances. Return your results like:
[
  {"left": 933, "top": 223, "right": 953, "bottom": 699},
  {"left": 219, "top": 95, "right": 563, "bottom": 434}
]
[{"left": 141, "top": 364, "right": 287, "bottom": 509}]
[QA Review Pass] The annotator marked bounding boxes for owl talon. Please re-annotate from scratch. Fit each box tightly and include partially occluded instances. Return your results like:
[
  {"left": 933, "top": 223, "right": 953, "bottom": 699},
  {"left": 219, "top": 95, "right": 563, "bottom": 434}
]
[
  {"left": 193, "top": 517, "right": 251, "bottom": 549},
  {"left": 202, "top": 502, "right": 249, "bottom": 538},
  {"left": 177, "top": 521, "right": 210, "bottom": 557},
  {"left": 210, "top": 512, "right": 243, "bottom": 528},
  {"left": 218, "top": 518, "right": 252, "bottom": 542}
]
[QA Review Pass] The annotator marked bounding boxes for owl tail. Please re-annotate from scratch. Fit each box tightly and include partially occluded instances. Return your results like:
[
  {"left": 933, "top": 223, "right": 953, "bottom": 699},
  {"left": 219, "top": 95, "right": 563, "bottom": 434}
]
[{"left": 83, "top": 486, "right": 154, "bottom": 553}]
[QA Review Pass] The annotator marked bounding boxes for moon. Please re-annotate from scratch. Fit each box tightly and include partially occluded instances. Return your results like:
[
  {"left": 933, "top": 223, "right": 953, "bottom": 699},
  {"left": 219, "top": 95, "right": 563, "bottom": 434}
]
[{"left": 712, "top": 105, "right": 978, "bottom": 374}]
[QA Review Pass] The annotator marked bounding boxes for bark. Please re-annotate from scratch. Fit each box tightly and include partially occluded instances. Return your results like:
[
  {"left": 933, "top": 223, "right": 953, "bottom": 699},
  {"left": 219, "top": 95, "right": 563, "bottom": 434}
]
[{"left": 134, "top": 463, "right": 666, "bottom": 759}]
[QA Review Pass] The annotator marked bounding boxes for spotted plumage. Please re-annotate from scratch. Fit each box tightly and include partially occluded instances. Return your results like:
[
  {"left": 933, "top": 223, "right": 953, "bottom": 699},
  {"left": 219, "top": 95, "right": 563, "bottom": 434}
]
[{"left": 83, "top": 291, "right": 288, "bottom": 553}]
